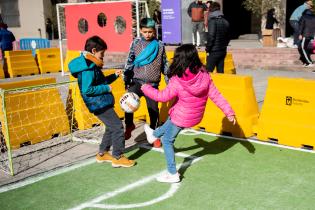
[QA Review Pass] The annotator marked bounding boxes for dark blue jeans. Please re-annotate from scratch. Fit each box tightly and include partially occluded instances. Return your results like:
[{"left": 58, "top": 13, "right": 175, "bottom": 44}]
[
  {"left": 153, "top": 118, "right": 183, "bottom": 174},
  {"left": 289, "top": 20, "right": 299, "bottom": 45}
]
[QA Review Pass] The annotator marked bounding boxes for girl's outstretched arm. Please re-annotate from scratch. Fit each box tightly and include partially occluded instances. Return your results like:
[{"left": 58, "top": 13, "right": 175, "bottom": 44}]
[
  {"left": 141, "top": 81, "right": 178, "bottom": 103},
  {"left": 208, "top": 77, "right": 235, "bottom": 117}
]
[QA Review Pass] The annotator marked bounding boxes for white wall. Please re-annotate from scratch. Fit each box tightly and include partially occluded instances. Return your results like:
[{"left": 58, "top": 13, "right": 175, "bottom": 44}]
[{"left": 9, "top": 0, "right": 46, "bottom": 40}]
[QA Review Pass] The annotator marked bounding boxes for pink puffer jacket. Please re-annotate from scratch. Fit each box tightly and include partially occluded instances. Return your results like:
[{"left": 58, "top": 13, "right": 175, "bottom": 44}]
[{"left": 141, "top": 69, "right": 235, "bottom": 128}]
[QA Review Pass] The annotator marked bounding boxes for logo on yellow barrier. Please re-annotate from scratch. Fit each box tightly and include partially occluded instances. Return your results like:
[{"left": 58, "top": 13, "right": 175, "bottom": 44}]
[
  {"left": 286, "top": 96, "right": 292, "bottom": 106},
  {"left": 285, "top": 96, "right": 309, "bottom": 106}
]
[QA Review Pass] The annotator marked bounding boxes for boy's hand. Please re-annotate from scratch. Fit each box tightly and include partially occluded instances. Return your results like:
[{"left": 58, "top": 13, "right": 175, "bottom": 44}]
[
  {"left": 115, "top": 70, "right": 122, "bottom": 76},
  {"left": 108, "top": 85, "right": 112, "bottom": 92},
  {"left": 227, "top": 115, "right": 236, "bottom": 125}
]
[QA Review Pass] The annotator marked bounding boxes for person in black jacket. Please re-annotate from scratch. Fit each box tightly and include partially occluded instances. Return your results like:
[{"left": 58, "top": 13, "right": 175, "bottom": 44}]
[
  {"left": 205, "top": 2, "right": 230, "bottom": 73},
  {"left": 298, "top": 9, "right": 315, "bottom": 67},
  {"left": 265, "top": 8, "right": 279, "bottom": 30}
]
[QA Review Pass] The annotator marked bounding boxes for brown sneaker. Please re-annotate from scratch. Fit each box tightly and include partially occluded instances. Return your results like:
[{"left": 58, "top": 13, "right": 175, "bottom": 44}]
[
  {"left": 112, "top": 155, "right": 135, "bottom": 168},
  {"left": 96, "top": 152, "right": 114, "bottom": 163},
  {"left": 125, "top": 124, "right": 136, "bottom": 140}
]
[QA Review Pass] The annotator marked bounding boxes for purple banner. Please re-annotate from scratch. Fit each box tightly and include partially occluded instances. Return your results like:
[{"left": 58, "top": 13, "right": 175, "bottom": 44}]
[{"left": 161, "top": 0, "right": 181, "bottom": 44}]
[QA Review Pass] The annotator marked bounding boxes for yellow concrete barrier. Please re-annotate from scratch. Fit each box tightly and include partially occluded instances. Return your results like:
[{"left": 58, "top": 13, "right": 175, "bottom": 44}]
[
  {"left": 222, "top": 53, "right": 236, "bottom": 74},
  {"left": 70, "top": 69, "right": 126, "bottom": 130},
  {"left": 0, "top": 77, "right": 55, "bottom": 89},
  {"left": 194, "top": 73, "right": 259, "bottom": 138},
  {"left": 256, "top": 77, "right": 315, "bottom": 149},
  {"left": 5, "top": 50, "right": 39, "bottom": 78},
  {"left": 36, "top": 48, "right": 61, "bottom": 73},
  {"left": 69, "top": 82, "right": 101, "bottom": 130},
  {"left": 166, "top": 51, "right": 236, "bottom": 74},
  {"left": 0, "top": 62, "right": 5, "bottom": 79},
  {"left": 0, "top": 78, "right": 70, "bottom": 149},
  {"left": 64, "top": 50, "right": 81, "bottom": 72}
]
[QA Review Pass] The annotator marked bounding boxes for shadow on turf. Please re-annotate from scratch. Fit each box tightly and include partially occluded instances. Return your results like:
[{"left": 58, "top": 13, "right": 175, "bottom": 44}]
[
  {"left": 177, "top": 137, "right": 256, "bottom": 179},
  {"left": 127, "top": 132, "right": 151, "bottom": 160}
]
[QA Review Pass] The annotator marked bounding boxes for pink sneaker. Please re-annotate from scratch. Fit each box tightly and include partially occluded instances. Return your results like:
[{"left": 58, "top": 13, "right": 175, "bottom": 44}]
[{"left": 156, "top": 172, "right": 180, "bottom": 183}]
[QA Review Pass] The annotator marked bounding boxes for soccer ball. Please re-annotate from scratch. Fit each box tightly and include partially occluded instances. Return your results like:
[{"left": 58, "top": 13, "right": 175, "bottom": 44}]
[{"left": 119, "top": 92, "right": 140, "bottom": 113}]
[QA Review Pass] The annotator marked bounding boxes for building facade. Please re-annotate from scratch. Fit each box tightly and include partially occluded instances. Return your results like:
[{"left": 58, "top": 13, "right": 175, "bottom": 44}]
[{"left": 0, "top": 0, "right": 60, "bottom": 39}]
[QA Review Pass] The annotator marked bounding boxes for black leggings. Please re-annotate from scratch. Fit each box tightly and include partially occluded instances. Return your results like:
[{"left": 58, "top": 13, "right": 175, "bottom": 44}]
[
  {"left": 206, "top": 51, "right": 227, "bottom": 73},
  {"left": 125, "top": 80, "right": 159, "bottom": 129}
]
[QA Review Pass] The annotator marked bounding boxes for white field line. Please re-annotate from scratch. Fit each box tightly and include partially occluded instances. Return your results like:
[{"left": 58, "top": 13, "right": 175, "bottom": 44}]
[
  {"left": 68, "top": 157, "right": 202, "bottom": 210},
  {"left": 180, "top": 129, "right": 315, "bottom": 154},
  {"left": 89, "top": 183, "right": 180, "bottom": 209}
]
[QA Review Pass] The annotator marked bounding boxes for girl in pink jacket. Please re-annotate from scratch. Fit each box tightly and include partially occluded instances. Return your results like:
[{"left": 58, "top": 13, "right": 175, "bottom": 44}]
[{"left": 141, "top": 44, "right": 236, "bottom": 183}]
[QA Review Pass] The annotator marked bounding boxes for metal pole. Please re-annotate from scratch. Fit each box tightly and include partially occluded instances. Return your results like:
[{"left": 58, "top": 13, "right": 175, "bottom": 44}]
[
  {"left": 135, "top": 0, "right": 140, "bottom": 37},
  {"left": 1, "top": 89, "right": 14, "bottom": 175},
  {"left": 144, "top": 1, "right": 150, "bottom": 17},
  {"left": 69, "top": 83, "right": 76, "bottom": 141},
  {"left": 56, "top": 4, "right": 65, "bottom": 76}
]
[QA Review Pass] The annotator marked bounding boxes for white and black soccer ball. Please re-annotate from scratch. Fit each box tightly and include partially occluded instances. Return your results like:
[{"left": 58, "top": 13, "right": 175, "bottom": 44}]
[{"left": 119, "top": 92, "right": 140, "bottom": 113}]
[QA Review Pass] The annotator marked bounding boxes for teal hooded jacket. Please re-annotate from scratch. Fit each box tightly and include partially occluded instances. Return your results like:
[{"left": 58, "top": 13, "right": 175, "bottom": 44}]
[{"left": 68, "top": 53, "right": 118, "bottom": 114}]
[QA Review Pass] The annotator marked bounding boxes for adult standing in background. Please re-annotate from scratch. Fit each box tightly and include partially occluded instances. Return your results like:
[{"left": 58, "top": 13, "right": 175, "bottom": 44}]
[
  {"left": 153, "top": 9, "right": 162, "bottom": 41},
  {"left": 45, "top": 18, "right": 53, "bottom": 40},
  {"left": 187, "top": 0, "right": 207, "bottom": 47},
  {"left": 0, "top": 23, "right": 15, "bottom": 58},
  {"left": 205, "top": 2, "right": 230, "bottom": 73},
  {"left": 290, "top": 0, "right": 313, "bottom": 46},
  {"left": 265, "top": 8, "right": 279, "bottom": 30},
  {"left": 298, "top": 9, "right": 315, "bottom": 67},
  {"left": 204, "top": 1, "right": 213, "bottom": 32}
]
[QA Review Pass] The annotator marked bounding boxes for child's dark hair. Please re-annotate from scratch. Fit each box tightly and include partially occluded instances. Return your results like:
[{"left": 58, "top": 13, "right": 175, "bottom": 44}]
[
  {"left": 140, "top": 18, "right": 156, "bottom": 29},
  {"left": 84, "top": 36, "right": 107, "bottom": 52},
  {"left": 168, "top": 44, "right": 203, "bottom": 78}
]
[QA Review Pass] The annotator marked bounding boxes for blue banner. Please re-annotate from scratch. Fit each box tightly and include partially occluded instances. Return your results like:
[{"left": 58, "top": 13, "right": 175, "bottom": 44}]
[{"left": 161, "top": 0, "right": 181, "bottom": 44}]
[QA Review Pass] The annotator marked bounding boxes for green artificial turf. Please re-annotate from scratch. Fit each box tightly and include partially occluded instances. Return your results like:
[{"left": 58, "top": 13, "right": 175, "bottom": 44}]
[{"left": 1, "top": 134, "right": 315, "bottom": 210}]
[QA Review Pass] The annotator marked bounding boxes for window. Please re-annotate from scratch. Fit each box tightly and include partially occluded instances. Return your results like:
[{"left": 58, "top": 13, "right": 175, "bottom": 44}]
[
  {"left": 0, "top": 0, "right": 20, "bottom": 27},
  {"left": 78, "top": 18, "right": 88, "bottom": 34},
  {"left": 114, "top": 16, "right": 126, "bottom": 34},
  {"left": 97, "top": 13, "right": 107, "bottom": 27}
]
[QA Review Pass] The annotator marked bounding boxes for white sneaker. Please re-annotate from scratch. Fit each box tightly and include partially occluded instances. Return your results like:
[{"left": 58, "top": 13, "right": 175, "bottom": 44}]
[
  {"left": 305, "top": 63, "right": 315, "bottom": 68},
  {"left": 156, "top": 172, "right": 180, "bottom": 183},
  {"left": 144, "top": 124, "right": 158, "bottom": 144}
]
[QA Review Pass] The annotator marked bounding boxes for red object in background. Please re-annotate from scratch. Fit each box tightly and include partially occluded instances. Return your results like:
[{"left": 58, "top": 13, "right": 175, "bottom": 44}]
[{"left": 65, "top": 2, "right": 133, "bottom": 52}]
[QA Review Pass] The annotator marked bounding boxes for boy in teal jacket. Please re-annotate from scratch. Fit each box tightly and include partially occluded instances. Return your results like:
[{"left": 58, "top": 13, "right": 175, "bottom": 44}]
[{"left": 69, "top": 36, "right": 135, "bottom": 168}]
